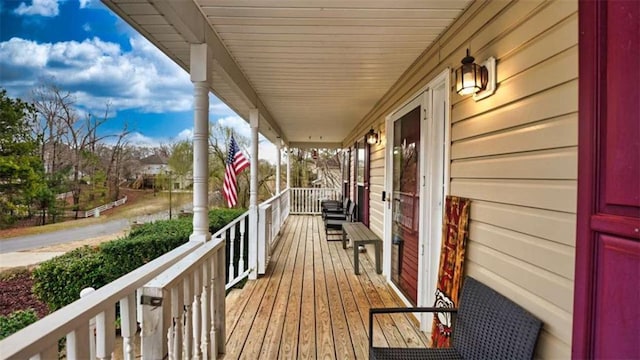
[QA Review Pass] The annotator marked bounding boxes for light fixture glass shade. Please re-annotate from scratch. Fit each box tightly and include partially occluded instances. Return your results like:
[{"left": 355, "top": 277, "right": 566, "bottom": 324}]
[
  {"left": 366, "top": 128, "right": 378, "bottom": 145},
  {"left": 455, "top": 50, "right": 488, "bottom": 96}
]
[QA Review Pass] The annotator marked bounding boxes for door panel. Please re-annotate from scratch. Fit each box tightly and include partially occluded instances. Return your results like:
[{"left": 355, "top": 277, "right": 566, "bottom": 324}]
[
  {"left": 602, "top": 0, "right": 640, "bottom": 210},
  {"left": 391, "top": 106, "right": 421, "bottom": 305},
  {"left": 593, "top": 235, "right": 640, "bottom": 358},
  {"left": 574, "top": 1, "right": 640, "bottom": 358}
]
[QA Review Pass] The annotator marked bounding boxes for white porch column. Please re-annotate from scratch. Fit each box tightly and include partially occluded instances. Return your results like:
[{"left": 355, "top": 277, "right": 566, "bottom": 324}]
[
  {"left": 248, "top": 109, "right": 259, "bottom": 279},
  {"left": 275, "top": 141, "right": 281, "bottom": 194},
  {"left": 190, "top": 44, "right": 211, "bottom": 243},
  {"left": 286, "top": 147, "right": 291, "bottom": 189}
]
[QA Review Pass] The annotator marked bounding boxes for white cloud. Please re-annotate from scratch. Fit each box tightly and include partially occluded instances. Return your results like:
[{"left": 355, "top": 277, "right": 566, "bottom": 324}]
[
  {"left": 176, "top": 129, "right": 193, "bottom": 141},
  {"left": 14, "top": 0, "right": 60, "bottom": 17},
  {"left": 122, "top": 132, "right": 163, "bottom": 148},
  {"left": 79, "top": 0, "right": 92, "bottom": 9},
  {"left": 12, "top": 34, "right": 233, "bottom": 116},
  {"left": 209, "top": 101, "right": 235, "bottom": 116},
  {"left": 82, "top": 23, "right": 91, "bottom": 32},
  {"left": 0, "top": 35, "right": 204, "bottom": 115}
]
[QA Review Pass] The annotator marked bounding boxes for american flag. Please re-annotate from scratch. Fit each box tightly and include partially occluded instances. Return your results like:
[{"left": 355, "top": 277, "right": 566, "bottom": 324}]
[{"left": 223, "top": 136, "right": 250, "bottom": 207}]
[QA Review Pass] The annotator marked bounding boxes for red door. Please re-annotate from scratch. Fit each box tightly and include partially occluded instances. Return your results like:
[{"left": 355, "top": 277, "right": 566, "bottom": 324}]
[
  {"left": 390, "top": 106, "right": 421, "bottom": 305},
  {"left": 573, "top": 1, "right": 640, "bottom": 358}
]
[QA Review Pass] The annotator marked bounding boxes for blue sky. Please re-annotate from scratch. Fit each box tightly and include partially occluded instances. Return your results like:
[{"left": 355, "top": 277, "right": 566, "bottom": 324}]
[{"left": 0, "top": 0, "right": 277, "bottom": 160}]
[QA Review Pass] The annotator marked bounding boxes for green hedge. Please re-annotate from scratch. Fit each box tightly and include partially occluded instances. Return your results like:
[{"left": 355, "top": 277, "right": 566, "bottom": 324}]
[
  {"left": 100, "top": 217, "right": 193, "bottom": 279},
  {"left": 32, "top": 208, "right": 245, "bottom": 311},
  {"left": 0, "top": 310, "right": 39, "bottom": 340},
  {"left": 32, "top": 246, "right": 105, "bottom": 311}
]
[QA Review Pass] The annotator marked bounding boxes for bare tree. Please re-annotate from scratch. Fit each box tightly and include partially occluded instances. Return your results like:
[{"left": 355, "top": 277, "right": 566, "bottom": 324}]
[
  {"left": 50, "top": 93, "right": 111, "bottom": 215},
  {"left": 30, "top": 81, "right": 71, "bottom": 177}
]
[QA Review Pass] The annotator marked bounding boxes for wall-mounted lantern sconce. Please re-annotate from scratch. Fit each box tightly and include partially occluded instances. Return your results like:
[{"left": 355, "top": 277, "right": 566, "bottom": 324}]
[
  {"left": 366, "top": 128, "right": 379, "bottom": 145},
  {"left": 455, "top": 49, "right": 496, "bottom": 101}
]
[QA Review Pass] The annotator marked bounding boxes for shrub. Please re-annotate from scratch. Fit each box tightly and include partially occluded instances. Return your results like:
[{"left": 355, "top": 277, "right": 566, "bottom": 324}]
[
  {"left": 99, "top": 217, "right": 193, "bottom": 279},
  {"left": 0, "top": 309, "right": 39, "bottom": 339},
  {"left": 32, "top": 208, "right": 244, "bottom": 311},
  {"left": 32, "top": 246, "right": 106, "bottom": 311},
  {"left": 209, "top": 208, "right": 246, "bottom": 234}
]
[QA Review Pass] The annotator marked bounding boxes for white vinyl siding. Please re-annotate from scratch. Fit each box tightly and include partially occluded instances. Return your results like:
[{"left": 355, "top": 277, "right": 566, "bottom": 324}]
[
  {"left": 346, "top": 1, "right": 578, "bottom": 357},
  {"left": 368, "top": 143, "right": 385, "bottom": 237}
]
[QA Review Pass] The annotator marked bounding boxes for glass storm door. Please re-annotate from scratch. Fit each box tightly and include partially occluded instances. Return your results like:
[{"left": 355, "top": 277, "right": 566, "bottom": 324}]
[{"left": 390, "top": 106, "right": 421, "bottom": 305}]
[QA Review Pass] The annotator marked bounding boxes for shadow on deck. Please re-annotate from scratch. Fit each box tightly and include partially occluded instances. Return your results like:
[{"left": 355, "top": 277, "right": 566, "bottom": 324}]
[{"left": 224, "top": 215, "right": 428, "bottom": 359}]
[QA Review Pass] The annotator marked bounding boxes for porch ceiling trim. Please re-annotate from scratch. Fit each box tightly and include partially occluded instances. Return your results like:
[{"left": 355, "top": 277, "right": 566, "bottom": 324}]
[
  {"left": 101, "top": 0, "right": 472, "bottom": 147},
  {"left": 102, "top": 0, "right": 286, "bottom": 145}
]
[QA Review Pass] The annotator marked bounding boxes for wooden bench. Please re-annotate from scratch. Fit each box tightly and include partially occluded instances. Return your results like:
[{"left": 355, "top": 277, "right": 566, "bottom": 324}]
[
  {"left": 369, "top": 277, "right": 543, "bottom": 359},
  {"left": 342, "top": 222, "right": 382, "bottom": 275}
]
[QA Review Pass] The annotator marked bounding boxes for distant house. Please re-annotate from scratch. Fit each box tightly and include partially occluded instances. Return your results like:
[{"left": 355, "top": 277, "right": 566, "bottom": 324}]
[
  {"left": 139, "top": 154, "right": 169, "bottom": 176},
  {"left": 137, "top": 154, "right": 192, "bottom": 190}
]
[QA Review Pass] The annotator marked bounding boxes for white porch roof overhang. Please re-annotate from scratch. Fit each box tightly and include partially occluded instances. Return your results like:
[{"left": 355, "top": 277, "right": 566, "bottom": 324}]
[{"left": 102, "top": 0, "right": 471, "bottom": 148}]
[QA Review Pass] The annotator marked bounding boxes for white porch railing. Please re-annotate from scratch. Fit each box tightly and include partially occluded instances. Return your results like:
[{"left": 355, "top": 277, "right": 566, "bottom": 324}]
[
  {"left": 257, "top": 189, "right": 291, "bottom": 275},
  {"left": 140, "top": 238, "right": 226, "bottom": 360},
  {"left": 289, "top": 187, "right": 341, "bottom": 214},
  {"left": 0, "top": 241, "right": 202, "bottom": 360},
  {"left": 214, "top": 211, "right": 251, "bottom": 290}
]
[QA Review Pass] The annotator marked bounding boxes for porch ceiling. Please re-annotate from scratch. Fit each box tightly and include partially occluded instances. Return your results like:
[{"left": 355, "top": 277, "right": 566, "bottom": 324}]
[{"left": 102, "top": 0, "right": 471, "bottom": 147}]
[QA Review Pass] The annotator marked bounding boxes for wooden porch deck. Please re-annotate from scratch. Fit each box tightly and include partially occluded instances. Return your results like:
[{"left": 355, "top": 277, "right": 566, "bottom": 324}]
[{"left": 223, "top": 215, "right": 429, "bottom": 359}]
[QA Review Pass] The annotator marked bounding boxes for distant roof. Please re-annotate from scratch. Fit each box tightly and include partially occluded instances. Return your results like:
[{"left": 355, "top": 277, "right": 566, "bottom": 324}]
[{"left": 140, "top": 154, "right": 168, "bottom": 165}]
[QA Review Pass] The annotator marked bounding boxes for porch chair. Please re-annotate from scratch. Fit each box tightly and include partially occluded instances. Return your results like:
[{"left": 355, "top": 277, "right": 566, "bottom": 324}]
[
  {"left": 321, "top": 197, "right": 344, "bottom": 212},
  {"left": 324, "top": 201, "right": 356, "bottom": 239},
  {"left": 369, "top": 276, "right": 542, "bottom": 360},
  {"left": 322, "top": 198, "right": 350, "bottom": 219}
]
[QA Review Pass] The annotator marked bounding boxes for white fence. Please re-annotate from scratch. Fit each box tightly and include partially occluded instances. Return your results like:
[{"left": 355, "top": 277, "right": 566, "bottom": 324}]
[
  {"left": 289, "top": 187, "right": 341, "bottom": 214},
  {"left": 80, "top": 196, "right": 128, "bottom": 218}
]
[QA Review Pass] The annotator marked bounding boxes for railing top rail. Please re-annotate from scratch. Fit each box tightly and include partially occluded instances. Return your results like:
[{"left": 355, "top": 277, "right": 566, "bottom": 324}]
[
  {"left": 261, "top": 189, "right": 289, "bottom": 206},
  {"left": 289, "top": 187, "right": 340, "bottom": 191},
  {"left": 146, "top": 237, "right": 224, "bottom": 289},
  {"left": 212, "top": 210, "right": 249, "bottom": 237},
  {"left": 0, "top": 241, "right": 202, "bottom": 360}
]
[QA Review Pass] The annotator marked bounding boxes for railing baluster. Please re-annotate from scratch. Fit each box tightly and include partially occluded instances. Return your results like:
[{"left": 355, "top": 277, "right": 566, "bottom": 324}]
[
  {"left": 228, "top": 226, "right": 235, "bottom": 280},
  {"left": 303, "top": 189, "right": 308, "bottom": 214},
  {"left": 183, "top": 273, "right": 193, "bottom": 360},
  {"left": 215, "top": 249, "right": 226, "bottom": 354},
  {"left": 119, "top": 293, "right": 137, "bottom": 360},
  {"left": 96, "top": 307, "right": 116, "bottom": 360},
  {"left": 29, "top": 344, "right": 57, "bottom": 360},
  {"left": 209, "top": 256, "right": 217, "bottom": 355},
  {"left": 192, "top": 267, "right": 202, "bottom": 360},
  {"left": 166, "top": 288, "right": 174, "bottom": 360},
  {"left": 238, "top": 219, "right": 245, "bottom": 273},
  {"left": 67, "top": 323, "right": 90, "bottom": 360},
  {"left": 288, "top": 188, "right": 341, "bottom": 214},
  {"left": 169, "top": 283, "right": 183, "bottom": 360},
  {"left": 201, "top": 260, "right": 212, "bottom": 359}
]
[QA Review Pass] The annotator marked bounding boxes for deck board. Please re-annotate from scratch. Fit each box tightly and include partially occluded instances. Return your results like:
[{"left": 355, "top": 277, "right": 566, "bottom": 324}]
[
  {"left": 259, "top": 213, "right": 302, "bottom": 358},
  {"left": 223, "top": 215, "right": 429, "bottom": 359},
  {"left": 298, "top": 217, "right": 317, "bottom": 359}
]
